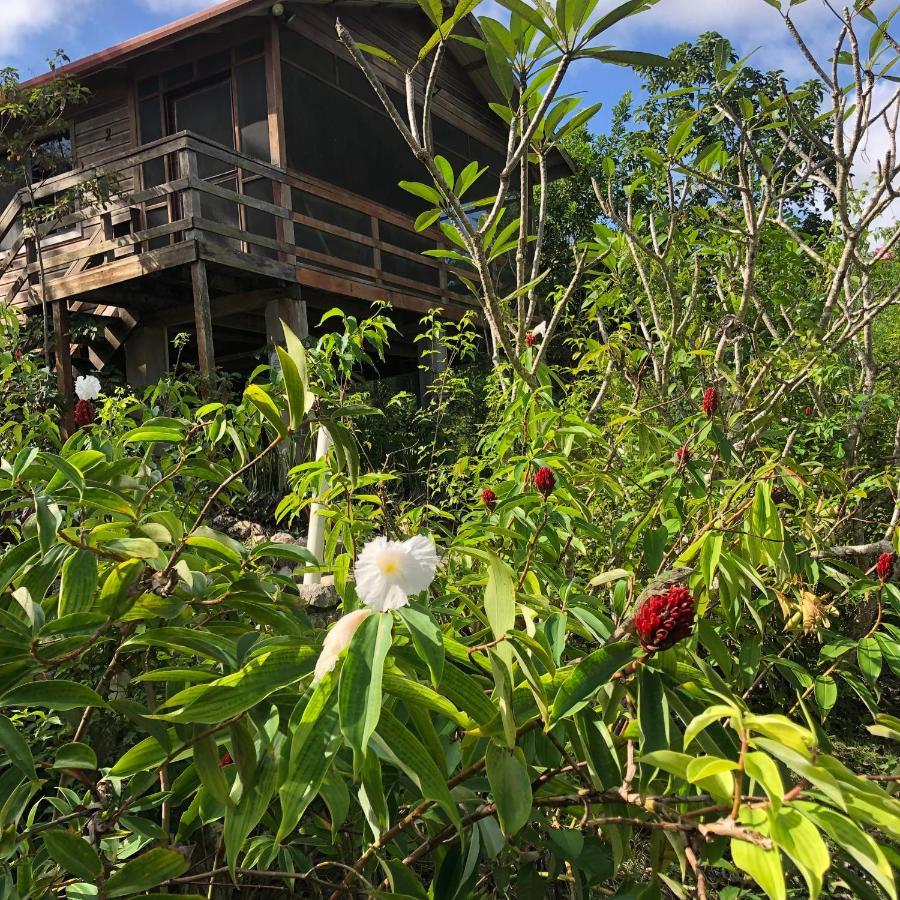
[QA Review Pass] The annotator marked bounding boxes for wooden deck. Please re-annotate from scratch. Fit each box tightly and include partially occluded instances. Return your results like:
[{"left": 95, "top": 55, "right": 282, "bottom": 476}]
[{"left": 0, "top": 129, "right": 475, "bottom": 342}]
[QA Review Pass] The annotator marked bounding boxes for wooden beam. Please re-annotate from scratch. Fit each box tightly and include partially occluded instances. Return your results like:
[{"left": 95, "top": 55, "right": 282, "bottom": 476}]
[
  {"left": 52, "top": 300, "right": 77, "bottom": 437},
  {"left": 145, "top": 284, "right": 299, "bottom": 327},
  {"left": 191, "top": 259, "right": 215, "bottom": 377}
]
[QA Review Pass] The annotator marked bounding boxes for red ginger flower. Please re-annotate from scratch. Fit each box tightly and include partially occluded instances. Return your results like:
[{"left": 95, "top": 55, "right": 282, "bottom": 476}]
[
  {"left": 674, "top": 446, "right": 691, "bottom": 466},
  {"left": 876, "top": 551, "right": 895, "bottom": 582},
  {"left": 805, "top": 406, "right": 813, "bottom": 416},
  {"left": 74, "top": 399, "right": 96, "bottom": 427},
  {"left": 219, "top": 752, "right": 233, "bottom": 767},
  {"left": 525, "top": 332, "right": 537, "bottom": 348},
  {"left": 702, "top": 386, "right": 718, "bottom": 417},
  {"left": 481, "top": 487, "right": 497, "bottom": 511},
  {"left": 533, "top": 466, "right": 555, "bottom": 497},
  {"left": 634, "top": 584, "right": 696, "bottom": 652}
]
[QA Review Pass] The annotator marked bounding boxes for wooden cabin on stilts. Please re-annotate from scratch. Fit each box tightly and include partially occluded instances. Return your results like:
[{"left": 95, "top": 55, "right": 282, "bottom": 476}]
[{"left": 0, "top": 0, "right": 565, "bottom": 426}]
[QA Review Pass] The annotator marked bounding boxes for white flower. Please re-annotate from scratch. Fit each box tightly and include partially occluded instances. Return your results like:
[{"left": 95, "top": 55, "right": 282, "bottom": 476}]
[
  {"left": 531, "top": 320, "right": 547, "bottom": 337},
  {"left": 75, "top": 375, "right": 101, "bottom": 401},
  {"left": 354, "top": 535, "right": 438, "bottom": 612},
  {"left": 313, "top": 608, "right": 372, "bottom": 683}
]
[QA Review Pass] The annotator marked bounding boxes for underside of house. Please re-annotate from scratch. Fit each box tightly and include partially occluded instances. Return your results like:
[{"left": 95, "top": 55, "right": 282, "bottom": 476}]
[{"left": 0, "top": 0, "right": 557, "bottom": 422}]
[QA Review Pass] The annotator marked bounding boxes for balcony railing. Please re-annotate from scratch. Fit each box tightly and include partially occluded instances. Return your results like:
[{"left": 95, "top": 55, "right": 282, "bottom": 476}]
[{"left": 0, "top": 131, "right": 474, "bottom": 310}]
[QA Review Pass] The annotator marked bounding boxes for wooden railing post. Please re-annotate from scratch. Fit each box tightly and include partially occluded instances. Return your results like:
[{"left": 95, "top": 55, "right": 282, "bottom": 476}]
[
  {"left": 52, "top": 299, "right": 77, "bottom": 438},
  {"left": 274, "top": 180, "right": 295, "bottom": 266},
  {"left": 177, "top": 145, "right": 201, "bottom": 241}
]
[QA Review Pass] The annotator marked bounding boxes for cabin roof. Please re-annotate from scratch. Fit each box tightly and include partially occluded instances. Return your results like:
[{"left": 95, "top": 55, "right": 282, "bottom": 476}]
[{"left": 20, "top": 0, "right": 575, "bottom": 177}]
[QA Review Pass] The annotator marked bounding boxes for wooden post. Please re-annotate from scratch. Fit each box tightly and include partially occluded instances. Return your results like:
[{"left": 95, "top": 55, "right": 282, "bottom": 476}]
[
  {"left": 102, "top": 211, "right": 115, "bottom": 262},
  {"left": 191, "top": 259, "right": 215, "bottom": 379},
  {"left": 52, "top": 299, "right": 76, "bottom": 437}
]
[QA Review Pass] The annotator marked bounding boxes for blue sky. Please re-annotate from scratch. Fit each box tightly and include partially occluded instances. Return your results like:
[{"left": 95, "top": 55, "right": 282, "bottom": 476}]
[{"left": 1, "top": 0, "right": 892, "bottom": 136}]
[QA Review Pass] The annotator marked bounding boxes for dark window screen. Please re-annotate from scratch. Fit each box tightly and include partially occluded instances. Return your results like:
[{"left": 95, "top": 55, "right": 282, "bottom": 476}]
[
  {"left": 292, "top": 189, "right": 370, "bottom": 235},
  {"left": 138, "top": 97, "right": 165, "bottom": 188},
  {"left": 378, "top": 220, "right": 433, "bottom": 255},
  {"left": 173, "top": 80, "right": 235, "bottom": 178},
  {"left": 244, "top": 177, "right": 276, "bottom": 258},
  {"left": 295, "top": 222, "right": 373, "bottom": 268},
  {"left": 382, "top": 252, "right": 440, "bottom": 287},
  {"left": 282, "top": 63, "right": 420, "bottom": 216},
  {"left": 236, "top": 58, "right": 270, "bottom": 162}
]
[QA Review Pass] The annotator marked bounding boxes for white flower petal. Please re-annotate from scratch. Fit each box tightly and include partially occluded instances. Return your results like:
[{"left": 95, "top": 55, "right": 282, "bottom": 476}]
[
  {"left": 531, "top": 320, "right": 547, "bottom": 336},
  {"left": 353, "top": 534, "right": 439, "bottom": 612},
  {"left": 74, "top": 375, "right": 101, "bottom": 401},
  {"left": 313, "top": 608, "right": 372, "bottom": 682},
  {"left": 400, "top": 535, "right": 439, "bottom": 594}
]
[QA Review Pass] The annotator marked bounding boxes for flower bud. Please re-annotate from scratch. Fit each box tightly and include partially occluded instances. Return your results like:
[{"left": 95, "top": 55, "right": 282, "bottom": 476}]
[
  {"left": 481, "top": 487, "right": 497, "bottom": 512},
  {"left": 74, "top": 399, "right": 96, "bottom": 427},
  {"left": 634, "top": 585, "right": 696, "bottom": 652},
  {"left": 525, "top": 332, "right": 537, "bottom": 348},
  {"left": 876, "top": 551, "right": 895, "bottom": 582},
  {"left": 702, "top": 386, "right": 718, "bottom": 417},
  {"left": 674, "top": 446, "right": 690, "bottom": 466},
  {"left": 533, "top": 466, "right": 555, "bottom": 497}
]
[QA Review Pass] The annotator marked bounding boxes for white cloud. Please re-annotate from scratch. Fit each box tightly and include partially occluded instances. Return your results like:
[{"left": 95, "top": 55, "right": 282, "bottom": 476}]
[{"left": 0, "top": 0, "right": 90, "bottom": 59}]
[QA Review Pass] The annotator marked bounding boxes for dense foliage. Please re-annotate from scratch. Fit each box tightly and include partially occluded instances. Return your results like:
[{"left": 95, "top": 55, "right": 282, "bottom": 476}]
[{"left": 0, "top": 0, "right": 899, "bottom": 898}]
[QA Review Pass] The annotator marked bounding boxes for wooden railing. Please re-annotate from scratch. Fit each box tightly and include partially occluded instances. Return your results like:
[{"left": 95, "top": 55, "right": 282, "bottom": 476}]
[{"left": 0, "top": 131, "right": 473, "bottom": 308}]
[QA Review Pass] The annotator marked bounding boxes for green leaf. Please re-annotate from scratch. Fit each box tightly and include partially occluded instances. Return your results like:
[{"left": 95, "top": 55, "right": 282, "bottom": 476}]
[
  {"left": 382, "top": 672, "right": 468, "bottom": 727},
  {"left": 43, "top": 830, "right": 103, "bottom": 881},
  {"left": 638, "top": 667, "right": 669, "bottom": 753},
  {"left": 52, "top": 742, "right": 97, "bottom": 771},
  {"left": 224, "top": 749, "right": 278, "bottom": 875},
  {"left": 59, "top": 550, "right": 98, "bottom": 617},
  {"left": 743, "top": 751, "right": 784, "bottom": 813},
  {"left": 105, "top": 847, "right": 189, "bottom": 897},
  {"left": 485, "top": 741, "right": 532, "bottom": 836},
  {"left": 275, "top": 345, "right": 306, "bottom": 431},
  {"left": 0, "top": 714, "right": 36, "bottom": 779},
  {"left": 770, "top": 807, "right": 829, "bottom": 898},
  {"left": 550, "top": 642, "right": 638, "bottom": 724},
  {"left": 397, "top": 603, "right": 445, "bottom": 687},
  {"left": 814, "top": 675, "right": 837, "bottom": 714},
  {"left": 484, "top": 553, "right": 516, "bottom": 647},
  {"left": 1, "top": 680, "right": 105, "bottom": 712},
  {"left": 277, "top": 693, "right": 341, "bottom": 842},
  {"left": 798, "top": 805, "right": 896, "bottom": 900},
  {"left": 193, "top": 734, "right": 231, "bottom": 806},
  {"left": 160, "top": 645, "right": 316, "bottom": 724},
  {"left": 371, "top": 707, "right": 460, "bottom": 830},
  {"left": 339, "top": 612, "right": 393, "bottom": 764},
  {"left": 244, "top": 384, "right": 288, "bottom": 440},
  {"left": 97, "top": 559, "right": 144, "bottom": 619},
  {"left": 732, "top": 828, "right": 785, "bottom": 900},
  {"left": 0, "top": 537, "right": 40, "bottom": 592}
]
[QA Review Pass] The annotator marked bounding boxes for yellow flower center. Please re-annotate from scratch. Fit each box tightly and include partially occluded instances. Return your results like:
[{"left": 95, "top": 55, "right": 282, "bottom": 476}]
[{"left": 380, "top": 558, "right": 399, "bottom": 575}]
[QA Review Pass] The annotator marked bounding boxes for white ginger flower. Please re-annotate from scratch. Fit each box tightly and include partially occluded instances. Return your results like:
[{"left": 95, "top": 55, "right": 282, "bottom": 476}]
[
  {"left": 531, "top": 320, "right": 547, "bottom": 337},
  {"left": 75, "top": 375, "right": 101, "bottom": 401},
  {"left": 313, "top": 608, "right": 372, "bottom": 683},
  {"left": 354, "top": 535, "right": 438, "bottom": 612}
]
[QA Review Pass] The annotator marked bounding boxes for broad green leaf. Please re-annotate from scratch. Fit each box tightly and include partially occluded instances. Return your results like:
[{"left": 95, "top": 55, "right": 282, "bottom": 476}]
[
  {"left": 160, "top": 645, "right": 316, "bottom": 724},
  {"left": 42, "top": 830, "right": 103, "bottom": 881},
  {"left": 224, "top": 748, "right": 278, "bottom": 876},
  {"left": 485, "top": 741, "right": 532, "bottom": 836},
  {"left": 550, "top": 642, "right": 638, "bottom": 724},
  {"left": 97, "top": 559, "right": 144, "bottom": 619},
  {"left": 769, "top": 807, "right": 830, "bottom": 898},
  {"left": 105, "top": 847, "right": 189, "bottom": 897},
  {"left": 275, "top": 345, "right": 306, "bottom": 431},
  {"left": 382, "top": 672, "right": 469, "bottom": 727},
  {"left": 0, "top": 714, "right": 36, "bottom": 779},
  {"left": 339, "top": 612, "right": 393, "bottom": 764},
  {"left": 370, "top": 707, "right": 460, "bottom": 830},
  {"left": 193, "top": 734, "right": 231, "bottom": 806},
  {"left": 1, "top": 681, "right": 105, "bottom": 712},
  {"left": 732, "top": 832, "right": 785, "bottom": 900},
  {"left": 244, "top": 384, "right": 288, "bottom": 440},
  {"left": 59, "top": 550, "right": 97, "bottom": 617},
  {"left": 397, "top": 603, "right": 445, "bottom": 686},
  {"left": 52, "top": 742, "right": 97, "bottom": 771},
  {"left": 743, "top": 751, "right": 784, "bottom": 813},
  {"left": 638, "top": 667, "right": 669, "bottom": 753}
]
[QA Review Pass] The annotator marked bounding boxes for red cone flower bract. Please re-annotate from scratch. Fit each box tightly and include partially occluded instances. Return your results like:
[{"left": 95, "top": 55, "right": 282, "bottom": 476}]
[
  {"left": 634, "top": 584, "right": 696, "bottom": 652},
  {"left": 481, "top": 487, "right": 497, "bottom": 511},
  {"left": 876, "top": 551, "right": 895, "bottom": 582},
  {"left": 674, "top": 446, "right": 690, "bottom": 466},
  {"left": 74, "top": 399, "right": 96, "bottom": 427},
  {"left": 219, "top": 752, "right": 233, "bottom": 767},
  {"left": 805, "top": 406, "right": 813, "bottom": 416},
  {"left": 525, "top": 332, "right": 537, "bottom": 348},
  {"left": 534, "top": 466, "right": 555, "bottom": 497},
  {"left": 702, "top": 386, "right": 718, "bottom": 417}
]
